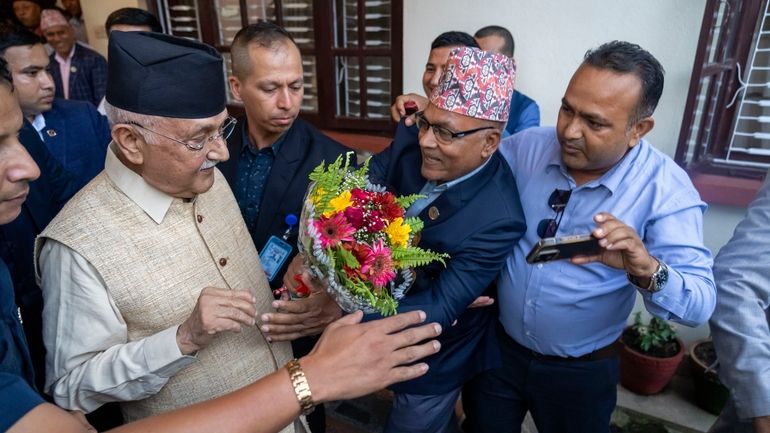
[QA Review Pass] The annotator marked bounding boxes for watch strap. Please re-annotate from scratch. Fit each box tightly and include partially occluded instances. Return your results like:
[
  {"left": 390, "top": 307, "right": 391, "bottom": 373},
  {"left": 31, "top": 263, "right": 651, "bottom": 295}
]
[
  {"left": 627, "top": 257, "right": 668, "bottom": 293},
  {"left": 286, "top": 358, "right": 314, "bottom": 415}
]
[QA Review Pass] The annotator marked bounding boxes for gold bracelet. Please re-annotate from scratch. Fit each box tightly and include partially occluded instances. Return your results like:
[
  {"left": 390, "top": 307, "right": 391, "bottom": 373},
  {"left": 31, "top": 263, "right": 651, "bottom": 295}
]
[{"left": 286, "top": 358, "right": 314, "bottom": 415}]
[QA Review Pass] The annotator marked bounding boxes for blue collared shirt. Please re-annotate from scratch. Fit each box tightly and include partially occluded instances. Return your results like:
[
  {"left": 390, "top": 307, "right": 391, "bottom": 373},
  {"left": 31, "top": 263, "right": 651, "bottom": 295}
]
[
  {"left": 234, "top": 123, "right": 286, "bottom": 236},
  {"left": 405, "top": 157, "right": 491, "bottom": 217},
  {"left": 498, "top": 127, "right": 715, "bottom": 357}
]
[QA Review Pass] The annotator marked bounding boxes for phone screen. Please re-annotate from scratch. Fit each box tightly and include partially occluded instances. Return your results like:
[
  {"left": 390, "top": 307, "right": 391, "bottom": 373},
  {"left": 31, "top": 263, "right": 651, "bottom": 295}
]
[{"left": 526, "top": 235, "right": 601, "bottom": 264}]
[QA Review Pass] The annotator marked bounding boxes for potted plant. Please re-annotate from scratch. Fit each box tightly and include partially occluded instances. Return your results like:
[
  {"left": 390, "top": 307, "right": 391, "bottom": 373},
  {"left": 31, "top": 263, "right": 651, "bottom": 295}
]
[
  {"left": 619, "top": 312, "right": 685, "bottom": 395},
  {"left": 689, "top": 338, "right": 729, "bottom": 414}
]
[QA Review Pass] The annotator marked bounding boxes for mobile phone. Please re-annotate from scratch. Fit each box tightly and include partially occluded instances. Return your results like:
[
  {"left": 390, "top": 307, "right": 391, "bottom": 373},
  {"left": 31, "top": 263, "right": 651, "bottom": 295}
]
[{"left": 526, "top": 234, "right": 601, "bottom": 264}]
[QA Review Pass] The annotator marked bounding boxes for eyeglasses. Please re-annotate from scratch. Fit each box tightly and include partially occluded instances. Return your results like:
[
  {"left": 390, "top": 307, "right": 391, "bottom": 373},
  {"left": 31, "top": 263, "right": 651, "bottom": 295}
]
[
  {"left": 128, "top": 116, "right": 237, "bottom": 151},
  {"left": 414, "top": 111, "right": 495, "bottom": 144},
  {"left": 537, "top": 189, "right": 572, "bottom": 238}
]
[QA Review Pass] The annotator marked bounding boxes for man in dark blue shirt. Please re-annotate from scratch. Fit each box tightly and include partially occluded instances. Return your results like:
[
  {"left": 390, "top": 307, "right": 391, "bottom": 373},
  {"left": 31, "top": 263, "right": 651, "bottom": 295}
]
[{"left": 218, "top": 22, "right": 351, "bottom": 433}]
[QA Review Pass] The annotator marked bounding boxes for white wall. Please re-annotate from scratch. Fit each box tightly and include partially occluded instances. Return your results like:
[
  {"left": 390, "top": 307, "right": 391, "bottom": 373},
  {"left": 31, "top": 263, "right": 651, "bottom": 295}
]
[
  {"left": 404, "top": 0, "right": 749, "bottom": 345},
  {"left": 68, "top": 0, "right": 146, "bottom": 57},
  {"left": 403, "top": 0, "right": 706, "bottom": 155}
]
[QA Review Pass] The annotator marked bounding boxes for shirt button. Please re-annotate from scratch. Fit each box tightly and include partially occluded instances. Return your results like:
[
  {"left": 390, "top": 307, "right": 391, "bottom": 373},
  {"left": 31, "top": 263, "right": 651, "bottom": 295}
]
[
  {"left": 527, "top": 300, "right": 533, "bottom": 307},
  {"left": 197, "top": 215, "right": 204, "bottom": 223},
  {"left": 537, "top": 264, "right": 543, "bottom": 269},
  {"left": 525, "top": 331, "right": 532, "bottom": 337},
  {"left": 219, "top": 258, "right": 228, "bottom": 266}
]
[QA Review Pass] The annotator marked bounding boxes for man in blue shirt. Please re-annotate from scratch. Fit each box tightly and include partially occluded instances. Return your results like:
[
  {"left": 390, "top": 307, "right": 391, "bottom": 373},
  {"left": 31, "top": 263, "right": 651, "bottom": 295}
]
[
  {"left": 474, "top": 25, "right": 540, "bottom": 136},
  {"left": 462, "top": 41, "right": 716, "bottom": 433},
  {"left": 709, "top": 176, "right": 770, "bottom": 433},
  {"left": 0, "top": 55, "right": 46, "bottom": 431}
]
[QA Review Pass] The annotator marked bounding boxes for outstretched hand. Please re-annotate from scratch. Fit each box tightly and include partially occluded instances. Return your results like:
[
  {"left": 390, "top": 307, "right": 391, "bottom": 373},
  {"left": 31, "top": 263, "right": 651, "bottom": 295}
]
[
  {"left": 263, "top": 266, "right": 343, "bottom": 342},
  {"left": 300, "top": 310, "right": 442, "bottom": 403}
]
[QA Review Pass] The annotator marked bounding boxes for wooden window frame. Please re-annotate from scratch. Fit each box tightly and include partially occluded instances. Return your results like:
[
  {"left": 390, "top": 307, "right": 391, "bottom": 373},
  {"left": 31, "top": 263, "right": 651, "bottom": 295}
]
[
  {"left": 675, "top": 0, "right": 767, "bottom": 205},
  {"left": 149, "top": 0, "right": 402, "bottom": 135}
]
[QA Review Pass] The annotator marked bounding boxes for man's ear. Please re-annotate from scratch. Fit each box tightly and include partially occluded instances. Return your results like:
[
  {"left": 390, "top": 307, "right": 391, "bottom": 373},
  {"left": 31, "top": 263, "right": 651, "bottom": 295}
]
[
  {"left": 228, "top": 76, "right": 243, "bottom": 103},
  {"left": 628, "top": 117, "right": 655, "bottom": 148},
  {"left": 111, "top": 124, "right": 145, "bottom": 166},
  {"left": 481, "top": 129, "right": 501, "bottom": 159}
]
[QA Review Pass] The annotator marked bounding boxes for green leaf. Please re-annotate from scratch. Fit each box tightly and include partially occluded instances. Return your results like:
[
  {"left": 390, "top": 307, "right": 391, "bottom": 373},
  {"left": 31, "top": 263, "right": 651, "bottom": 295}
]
[
  {"left": 391, "top": 246, "right": 449, "bottom": 267},
  {"left": 335, "top": 248, "right": 360, "bottom": 269},
  {"left": 396, "top": 194, "right": 425, "bottom": 209}
]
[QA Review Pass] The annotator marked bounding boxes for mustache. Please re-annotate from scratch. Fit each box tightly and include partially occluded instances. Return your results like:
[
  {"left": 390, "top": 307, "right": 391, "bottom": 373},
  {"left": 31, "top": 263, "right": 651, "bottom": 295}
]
[{"left": 199, "top": 159, "right": 218, "bottom": 170}]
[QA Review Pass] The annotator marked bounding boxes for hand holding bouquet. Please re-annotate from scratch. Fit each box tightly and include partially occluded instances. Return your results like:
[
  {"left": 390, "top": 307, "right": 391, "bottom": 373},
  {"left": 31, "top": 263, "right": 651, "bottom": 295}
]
[{"left": 299, "top": 153, "right": 448, "bottom": 316}]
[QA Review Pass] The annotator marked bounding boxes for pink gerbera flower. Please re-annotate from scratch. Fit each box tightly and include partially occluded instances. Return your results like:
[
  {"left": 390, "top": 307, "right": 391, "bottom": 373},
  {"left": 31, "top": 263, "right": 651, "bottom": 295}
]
[
  {"left": 360, "top": 239, "right": 397, "bottom": 288},
  {"left": 314, "top": 212, "right": 355, "bottom": 248}
]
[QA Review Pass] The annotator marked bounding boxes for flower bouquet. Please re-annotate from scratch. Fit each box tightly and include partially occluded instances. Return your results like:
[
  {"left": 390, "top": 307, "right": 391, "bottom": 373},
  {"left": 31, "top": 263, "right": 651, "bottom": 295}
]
[{"left": 298, "top": 153, "right": 448, "bottom": 316}]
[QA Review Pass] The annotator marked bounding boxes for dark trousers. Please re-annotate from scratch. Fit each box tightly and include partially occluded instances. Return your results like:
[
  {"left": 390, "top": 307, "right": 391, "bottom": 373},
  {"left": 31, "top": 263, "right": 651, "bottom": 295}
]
[{"left": 462, "top": 329, "right": 618, "bottom": 433}]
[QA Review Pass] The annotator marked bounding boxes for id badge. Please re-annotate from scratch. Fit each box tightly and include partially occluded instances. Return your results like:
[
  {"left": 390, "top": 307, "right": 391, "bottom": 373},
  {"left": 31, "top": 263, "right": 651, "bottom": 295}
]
[{"left": 260, "top": 235, "right": 293, "bottom": 282}]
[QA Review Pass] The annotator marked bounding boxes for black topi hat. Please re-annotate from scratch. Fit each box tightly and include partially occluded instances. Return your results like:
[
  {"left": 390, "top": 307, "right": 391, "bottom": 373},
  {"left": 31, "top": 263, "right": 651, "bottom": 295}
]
[{"left": 106, "top": 31, "right": 226, "bottom": 119}]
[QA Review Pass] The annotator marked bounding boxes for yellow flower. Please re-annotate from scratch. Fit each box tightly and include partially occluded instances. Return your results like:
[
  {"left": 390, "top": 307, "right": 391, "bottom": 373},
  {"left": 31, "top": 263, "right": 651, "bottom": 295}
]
[
  {"left": 324, "top": 190, "right": 353, "bottom": 217},
  {"left": 312, "top": 187, "right": 325, "bottom": 205},
  {"left": 385, "top": 217, "right": 411, "bottom": 247}
]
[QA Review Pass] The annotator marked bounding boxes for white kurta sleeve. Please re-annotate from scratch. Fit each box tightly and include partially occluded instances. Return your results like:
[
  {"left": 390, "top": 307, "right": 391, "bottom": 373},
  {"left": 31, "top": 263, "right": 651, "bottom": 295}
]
[{"left": 40, "top": 239, "right": 197, "bottom": 412}]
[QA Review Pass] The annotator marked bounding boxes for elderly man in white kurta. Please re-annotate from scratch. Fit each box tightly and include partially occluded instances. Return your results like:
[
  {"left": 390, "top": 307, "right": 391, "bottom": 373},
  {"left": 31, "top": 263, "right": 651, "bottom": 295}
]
[{"left": 35, "top": 31, "right": 298, "bottom": 432}]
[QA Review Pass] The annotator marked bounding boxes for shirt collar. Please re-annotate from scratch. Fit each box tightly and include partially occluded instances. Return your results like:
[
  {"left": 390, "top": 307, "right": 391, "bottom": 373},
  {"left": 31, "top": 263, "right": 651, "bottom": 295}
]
[
  {"left": 442, "top": 155, "right": 492, "bottom": 189},
  {"left": 31, "top": 113, "right": 46, "bottom": 133},
  {"left": 545, "top": 138, "right": 645, "bottom": 195},
  {"left": 54, "top": 44, "right": 76, "bottom": 64},
  {"left": 241, "top": 120, "right": 286, "bottom": 155},
  {"left": 104, "top": 145, "right": 175, "bottom": 224}
]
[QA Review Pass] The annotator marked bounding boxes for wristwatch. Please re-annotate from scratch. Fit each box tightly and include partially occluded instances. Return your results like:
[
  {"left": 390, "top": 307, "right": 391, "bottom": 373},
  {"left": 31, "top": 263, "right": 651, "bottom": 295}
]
[
  {"left": 627, "top": 257, "right": 669, "bottom": 293},
  {"left": 286, "top": 358, "right": 315, "bottom": 415}
]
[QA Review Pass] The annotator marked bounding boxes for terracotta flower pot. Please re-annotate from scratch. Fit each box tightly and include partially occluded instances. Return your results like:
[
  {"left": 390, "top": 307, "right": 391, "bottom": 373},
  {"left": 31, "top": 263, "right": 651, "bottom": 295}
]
[
  {"left": 619, "top": 329, "right": 684, "bottom": 395},
  {"left": 689, "top": 339, "right": 729, "bottom": 415}
]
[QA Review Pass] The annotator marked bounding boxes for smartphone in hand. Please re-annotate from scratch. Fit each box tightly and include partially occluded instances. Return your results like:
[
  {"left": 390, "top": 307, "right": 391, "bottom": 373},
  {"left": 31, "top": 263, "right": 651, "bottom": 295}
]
[{"left": 526, "top": 234, "right": 601, "bottom": 264}]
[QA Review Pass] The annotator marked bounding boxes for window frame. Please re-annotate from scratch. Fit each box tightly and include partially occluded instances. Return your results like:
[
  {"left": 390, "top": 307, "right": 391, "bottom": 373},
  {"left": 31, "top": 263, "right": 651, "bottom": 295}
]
[
  {"left": 149, "top": 0, "right": 402, "bottom": 134},
  {"left": 675, "top": 0, "right": 768, "bottom": 205}
]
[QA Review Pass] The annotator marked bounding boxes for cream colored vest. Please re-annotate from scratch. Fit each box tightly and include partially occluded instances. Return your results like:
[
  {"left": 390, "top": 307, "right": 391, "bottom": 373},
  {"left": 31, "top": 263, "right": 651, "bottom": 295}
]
[{"left": 38, "top": 170, "right": 295, "bottom": 430}]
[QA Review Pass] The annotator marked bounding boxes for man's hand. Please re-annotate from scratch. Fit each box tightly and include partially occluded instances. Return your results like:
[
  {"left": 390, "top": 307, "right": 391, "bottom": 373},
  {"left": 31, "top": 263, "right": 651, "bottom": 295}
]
[
  {"left": 571, "top": 212, "right": 658, "bottom": 284},
  {"left": 177, "top": 287, "right": 258, "bottom": 355},
  {"left": 755, "top": 415, "right": 770, "bottom": 433},
  {"left": 301, "top": 310, "right": 441, "bottom": 403},
  {"left": 390, "top": 93, "right": 429, "bottom": 125},
  {"left": 281, "top": 255, "right": 306, "bottom": 296},
  {"left": 261, "top": 272, "right": 343, "bottom": 341},
  {"left": 468, "top": 296, "right": 495, "bottom": 308}
]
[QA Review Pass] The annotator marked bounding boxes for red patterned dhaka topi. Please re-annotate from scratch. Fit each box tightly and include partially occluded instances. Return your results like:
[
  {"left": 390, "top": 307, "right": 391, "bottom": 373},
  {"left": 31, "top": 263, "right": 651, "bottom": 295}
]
[{"left": 430, "top": 46, "right": 516, "bottom": 122}]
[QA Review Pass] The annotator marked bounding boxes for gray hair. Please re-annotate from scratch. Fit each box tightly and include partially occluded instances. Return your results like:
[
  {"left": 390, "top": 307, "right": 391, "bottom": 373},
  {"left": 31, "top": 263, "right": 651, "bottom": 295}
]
[{"left": 103, "top": 100, "right": 164, "bottom": 144}]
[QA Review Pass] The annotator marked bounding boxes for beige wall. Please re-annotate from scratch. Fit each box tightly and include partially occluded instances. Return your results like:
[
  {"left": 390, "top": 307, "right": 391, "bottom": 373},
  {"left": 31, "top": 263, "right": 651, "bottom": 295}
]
[
  {"left": 403, "top": 0, "right": 706, "bottom": 156},
  {"left": 63, "top": 0, "right": 148, "bottom": 57}
]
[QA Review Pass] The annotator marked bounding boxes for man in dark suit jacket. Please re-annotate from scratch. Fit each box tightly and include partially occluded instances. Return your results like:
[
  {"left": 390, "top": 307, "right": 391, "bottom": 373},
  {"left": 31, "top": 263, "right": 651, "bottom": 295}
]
[
  {"left": 37, "top": 98, "right": 110, "bottom": 189},
  {"left": 41, "top": 8, "right": 106, "bottom": 107},
  {"left": 1, "top": 26, "right": 110, "bottom": 189},
  {"left": 264, "top": 47, "right": 526, "bottom": 433},
  {"left": 0, "top": 119, "right": 78, "bottom": 391},
  {"left": 218, "top": 22, "right": 350, "bottom": 433}
]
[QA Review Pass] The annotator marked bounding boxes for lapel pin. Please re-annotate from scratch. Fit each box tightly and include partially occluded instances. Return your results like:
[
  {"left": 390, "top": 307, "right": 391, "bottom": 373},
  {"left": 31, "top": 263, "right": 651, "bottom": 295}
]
[
  {"left": 428, "top": 206, "right": 440, "bottom": 221},
  {"left": 70, "top": 65, "right": 78, "bottom": 73},
  {"left": 46, "top": 129, "right": 57, "bottom": 137}
]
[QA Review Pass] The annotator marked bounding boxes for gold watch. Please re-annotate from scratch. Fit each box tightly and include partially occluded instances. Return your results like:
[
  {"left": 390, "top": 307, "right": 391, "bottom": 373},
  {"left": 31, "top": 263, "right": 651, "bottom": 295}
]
[{"left": 286, "top": 359, "right": 315, "bottom": 415}]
